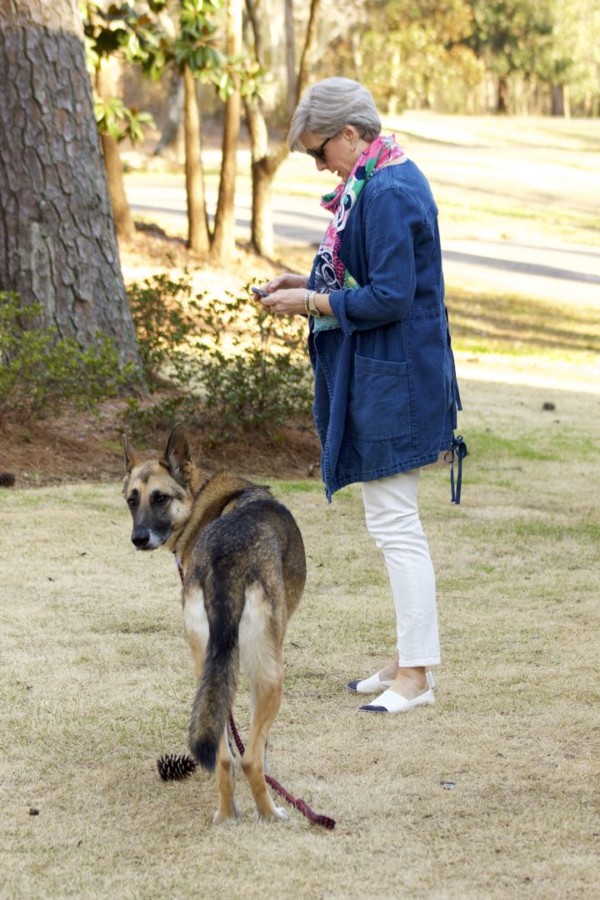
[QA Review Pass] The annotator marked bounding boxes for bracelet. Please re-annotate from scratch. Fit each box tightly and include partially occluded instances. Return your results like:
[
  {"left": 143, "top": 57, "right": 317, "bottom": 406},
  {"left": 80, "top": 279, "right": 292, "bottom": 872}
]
[{"left": 304, "top": 289, "right": 322, "bottom": 317}]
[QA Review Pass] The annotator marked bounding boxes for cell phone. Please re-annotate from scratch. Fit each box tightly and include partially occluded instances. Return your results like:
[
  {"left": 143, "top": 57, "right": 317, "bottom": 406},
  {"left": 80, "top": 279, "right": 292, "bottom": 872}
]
[{"left": 250, "top": 285, "right": 268, "bottom": 297}]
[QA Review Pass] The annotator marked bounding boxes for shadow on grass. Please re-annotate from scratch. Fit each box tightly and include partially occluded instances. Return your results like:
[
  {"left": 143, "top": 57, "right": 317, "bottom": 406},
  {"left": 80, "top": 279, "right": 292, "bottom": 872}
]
[{"left": 446, "top": 287, "right": 600, "bottom": 356}]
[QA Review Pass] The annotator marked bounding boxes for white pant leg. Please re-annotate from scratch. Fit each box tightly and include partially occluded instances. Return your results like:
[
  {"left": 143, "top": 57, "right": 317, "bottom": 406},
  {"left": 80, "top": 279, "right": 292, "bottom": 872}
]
[{"left": 361, "top": 471, "right": 440, "bottom": 667}]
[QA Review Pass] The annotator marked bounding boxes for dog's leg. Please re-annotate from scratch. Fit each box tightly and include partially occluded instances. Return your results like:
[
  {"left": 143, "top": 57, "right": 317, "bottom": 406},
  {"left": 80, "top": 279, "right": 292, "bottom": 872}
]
[
  {"left": 242, "top": 673, "right": 287, "bottom": 821},
  {"left": 183, "top": 588, "right": 208, "bottom": 680},
  {"left": 213, "top": 727, "right": 239, "bottom": 825}
]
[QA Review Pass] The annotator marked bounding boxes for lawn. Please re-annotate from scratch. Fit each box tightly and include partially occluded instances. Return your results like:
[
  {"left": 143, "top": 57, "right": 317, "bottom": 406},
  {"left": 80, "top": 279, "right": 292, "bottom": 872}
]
[
  {"left": 2, "top": 376, "right": 599, "bottom": 899},
  {"left": 2, "top": 114, "right": 599, "bottom": 898}
]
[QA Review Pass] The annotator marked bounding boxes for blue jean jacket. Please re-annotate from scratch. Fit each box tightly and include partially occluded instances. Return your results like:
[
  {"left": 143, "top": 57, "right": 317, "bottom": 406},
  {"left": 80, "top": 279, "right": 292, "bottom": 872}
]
[{"left": 307, "top": 159, "right": 461, "bottom": 499}]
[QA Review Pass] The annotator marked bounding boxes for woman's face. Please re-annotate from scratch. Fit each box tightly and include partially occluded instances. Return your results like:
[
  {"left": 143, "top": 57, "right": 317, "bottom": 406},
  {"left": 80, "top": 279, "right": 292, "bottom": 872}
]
[{"left": 302, "top": 127, "right": 365, "bottom": 181}]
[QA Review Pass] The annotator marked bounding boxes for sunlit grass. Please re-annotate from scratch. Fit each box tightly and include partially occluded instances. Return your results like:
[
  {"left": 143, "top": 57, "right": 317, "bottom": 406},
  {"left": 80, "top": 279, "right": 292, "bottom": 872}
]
[
  {"left": 446, "top": 286, "right": 600, "bottom": 361},
  {"left": 2, "top": 376, "right": 599, "bottom": 898}
]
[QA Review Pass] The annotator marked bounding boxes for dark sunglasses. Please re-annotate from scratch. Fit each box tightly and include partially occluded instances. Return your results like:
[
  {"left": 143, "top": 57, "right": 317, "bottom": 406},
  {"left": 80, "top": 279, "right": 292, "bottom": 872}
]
[{"left": 305, "top": 134, "right": 334, "bottom": 162}]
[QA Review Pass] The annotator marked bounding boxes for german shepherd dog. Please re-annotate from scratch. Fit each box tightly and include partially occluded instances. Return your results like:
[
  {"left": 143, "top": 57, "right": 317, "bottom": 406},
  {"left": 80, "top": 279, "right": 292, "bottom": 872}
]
[{"left": 122, "top": 424, "right": 306, "bottom": 824}]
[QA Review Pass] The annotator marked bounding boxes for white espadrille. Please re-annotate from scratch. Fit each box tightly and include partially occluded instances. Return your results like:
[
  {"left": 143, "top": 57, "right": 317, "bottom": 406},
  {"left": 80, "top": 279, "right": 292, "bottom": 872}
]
[
  {"left": 347, "top": 669, "right": 437, "bottom": 695},
  {"left": 346, "top": 673, "right": 393, "bottom": 694},
  {"left": 359, "top": 688, "right": 435, "bottom": 714}
]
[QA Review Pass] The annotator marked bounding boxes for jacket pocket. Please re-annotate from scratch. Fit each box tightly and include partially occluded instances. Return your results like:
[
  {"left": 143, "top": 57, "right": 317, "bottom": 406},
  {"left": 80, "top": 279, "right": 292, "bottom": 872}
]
[{"left": 348, "top": 354, "right": 411, "bottom": 441}]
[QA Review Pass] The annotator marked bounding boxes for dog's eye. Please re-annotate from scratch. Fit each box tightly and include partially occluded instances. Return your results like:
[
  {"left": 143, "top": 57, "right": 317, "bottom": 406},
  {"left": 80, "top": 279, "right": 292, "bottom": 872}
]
[
  {"left": 127, "top": 495, "right": 138, "bottom": 509},
  {"left": 154, "top": 493, "right": 170, "bottom": 505}
]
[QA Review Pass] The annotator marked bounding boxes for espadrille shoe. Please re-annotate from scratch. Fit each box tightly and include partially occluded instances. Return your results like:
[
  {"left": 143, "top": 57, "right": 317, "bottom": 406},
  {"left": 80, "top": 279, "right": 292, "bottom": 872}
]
[
  {"left": 347, "top": 669, "right": 437, "bottom": 695},
  {"left": 346, "top": 673, "right": 393, "bottom": 694},
  {"left": 359, "top": 688, "right": 435, "bottom": 714}
]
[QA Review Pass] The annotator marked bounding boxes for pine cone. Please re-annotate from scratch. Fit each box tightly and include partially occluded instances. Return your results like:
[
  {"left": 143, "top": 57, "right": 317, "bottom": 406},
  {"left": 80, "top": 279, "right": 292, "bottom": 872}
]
[
  {"left": 0, "top": 472, "right": 16, "bottom": 488},
  {"left": 157, "top": 753, "right": 197, "bottom": 781}
]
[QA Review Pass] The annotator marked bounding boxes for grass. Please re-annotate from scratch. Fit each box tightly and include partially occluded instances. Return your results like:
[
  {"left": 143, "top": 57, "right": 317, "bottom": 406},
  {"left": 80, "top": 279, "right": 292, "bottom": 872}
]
[
  {"left": 2, "top": 114, "right": 600, "bottom": 897},
  {"left": 1, "top": 375, "right": 599, "bottom": 899},
  {"left": 445, "top": 287, "right": 600, "bottom": 360}
]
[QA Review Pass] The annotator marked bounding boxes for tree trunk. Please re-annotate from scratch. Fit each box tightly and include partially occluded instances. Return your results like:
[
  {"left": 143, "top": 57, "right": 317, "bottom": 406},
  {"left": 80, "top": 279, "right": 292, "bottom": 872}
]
[
  {"left": 250, "top": 155, "right": 279, "bottom": 259},
  {"left": 284, "top": 0, "right": 296, "bottom": 118},
  {"left": 496, "top": 76, "right": 509, "bottom": 113},
  {"left": 211, "top": 0, "right": 243, "bottom": 264},
  {"left": 153, "top": 66, "right": 184, "bottom": 160},
  {"left": 183, "top": 63, "right": 210, "bottom": 255},
  {"left": 96, "top": 62, "right": 135, "bottom": 242},
  {"left": 245, "top": 0, "right": 321, "bottom": 257},
  {"left": 0, "top": 0, "right": 139, "bottom": 365},
  {"left": 100, "top": 131, "right": 135, "bottom": 241},
  {"left": 551, "top": 84, "right": 570, "bottom": 118}
]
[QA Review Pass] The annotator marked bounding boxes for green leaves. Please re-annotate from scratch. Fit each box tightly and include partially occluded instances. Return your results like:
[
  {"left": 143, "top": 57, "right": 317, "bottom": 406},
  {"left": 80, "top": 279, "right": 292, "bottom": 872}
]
[
  {"left": 124, "top": 273, "right": 313, "bottom": 443},
  {"left": 94, "top": 97, "right": 154, "bottom": 144},
  {"left": 0, "top": 293, "right": 136, "bottom": 418}
]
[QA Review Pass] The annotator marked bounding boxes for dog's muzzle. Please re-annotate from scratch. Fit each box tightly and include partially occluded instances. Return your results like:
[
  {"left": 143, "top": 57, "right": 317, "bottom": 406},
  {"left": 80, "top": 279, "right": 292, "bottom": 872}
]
[{"left": 131, "top": 528, "right": 162, "bottom": 550}]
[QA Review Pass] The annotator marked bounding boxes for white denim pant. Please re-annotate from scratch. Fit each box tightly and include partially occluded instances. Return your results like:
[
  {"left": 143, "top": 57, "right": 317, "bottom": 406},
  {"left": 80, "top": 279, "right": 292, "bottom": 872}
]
[{"left": 361, "top": 471, "right": 440, "bottom": 667}]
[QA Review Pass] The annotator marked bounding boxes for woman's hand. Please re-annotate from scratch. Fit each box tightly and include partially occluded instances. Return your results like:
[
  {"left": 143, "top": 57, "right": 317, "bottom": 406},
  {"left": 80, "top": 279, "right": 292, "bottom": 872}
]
[
  {"left": 259, "top": 288, "right": 307, "bottom": 317},
  {"left": 262, "top": 273, "right": 308, "bottom": 292}
]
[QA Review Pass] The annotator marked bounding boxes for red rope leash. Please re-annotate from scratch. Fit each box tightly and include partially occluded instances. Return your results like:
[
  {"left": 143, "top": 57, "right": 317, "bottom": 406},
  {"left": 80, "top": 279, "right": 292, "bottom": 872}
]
[{"left": 228, "top": 714, "right": 335, "bottom": 830}]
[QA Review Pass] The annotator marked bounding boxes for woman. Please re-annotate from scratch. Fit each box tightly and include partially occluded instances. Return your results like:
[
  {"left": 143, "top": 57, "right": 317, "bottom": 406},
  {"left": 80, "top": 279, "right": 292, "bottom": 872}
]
[{"left": 257, "top": 77, "right": 463, "bottom": 714}]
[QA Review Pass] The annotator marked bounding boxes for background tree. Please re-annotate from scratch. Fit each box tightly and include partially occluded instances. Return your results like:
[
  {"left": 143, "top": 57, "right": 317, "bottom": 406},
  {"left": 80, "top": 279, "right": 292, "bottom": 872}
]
[
  {"left": 0, "top": 0, "right": 139, "bottom": 365},
  {"left": 244, "top": 0, "right": 322, "bottom": 257},
  {"left": 139, "top": 0, "right": 253, "bottom": 261},
  {"left": 464, "top": 0, "right": 554, "bottom": 113},
  {"left": 317, "top": 0, "right": 480, "bottom": 114},
  {"left": 210, "top": 0, "right": 243, "bottom": 262},
  {"left": 83, "top": 1, "right": 156, "bottom": 241}
]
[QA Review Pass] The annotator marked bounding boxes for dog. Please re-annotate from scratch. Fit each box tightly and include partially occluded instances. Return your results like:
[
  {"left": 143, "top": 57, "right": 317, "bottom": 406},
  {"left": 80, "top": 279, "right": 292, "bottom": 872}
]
[{"left": 122, "top": 424, "right": 306, "bottom": 824}]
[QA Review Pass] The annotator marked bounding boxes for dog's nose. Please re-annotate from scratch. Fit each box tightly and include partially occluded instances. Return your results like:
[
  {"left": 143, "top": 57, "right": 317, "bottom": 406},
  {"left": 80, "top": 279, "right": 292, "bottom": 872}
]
[{"left": 131, "top": 530, "right": 151, "bottom": 549}]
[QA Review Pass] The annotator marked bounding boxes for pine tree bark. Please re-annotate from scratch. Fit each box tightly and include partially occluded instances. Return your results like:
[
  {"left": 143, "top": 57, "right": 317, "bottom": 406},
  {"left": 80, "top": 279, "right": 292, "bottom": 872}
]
[{"left": 0, "top": 0, "right": 139, "bottom": 365}]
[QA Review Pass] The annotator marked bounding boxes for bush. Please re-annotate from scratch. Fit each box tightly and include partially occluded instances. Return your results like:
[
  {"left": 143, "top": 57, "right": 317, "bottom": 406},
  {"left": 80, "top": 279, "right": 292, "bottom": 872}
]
[
  {"left": 126, "top": 273, "right": 201, "bottom": 389},
  {"left": 124, "top": 273, "right": 313, "bottom": 443},
  {"left": 0, "top": 291, "right": 135, "bottom": 418}
]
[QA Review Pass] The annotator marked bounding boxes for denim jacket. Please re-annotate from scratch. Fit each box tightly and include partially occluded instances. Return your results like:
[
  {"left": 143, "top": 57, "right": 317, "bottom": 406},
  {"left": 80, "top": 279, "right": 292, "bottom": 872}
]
[{"left": 307, "top": 159, "right": 461, "bottom": 499}]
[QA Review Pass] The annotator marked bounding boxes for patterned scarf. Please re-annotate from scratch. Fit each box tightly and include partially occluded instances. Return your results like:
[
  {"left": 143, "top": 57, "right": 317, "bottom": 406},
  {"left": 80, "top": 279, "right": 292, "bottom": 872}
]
[{"left": 311, "top": 134, "right": 405, "bottom": 331}]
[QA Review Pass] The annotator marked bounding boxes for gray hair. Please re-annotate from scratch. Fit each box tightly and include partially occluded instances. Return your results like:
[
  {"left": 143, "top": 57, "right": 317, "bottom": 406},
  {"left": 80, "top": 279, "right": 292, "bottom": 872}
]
[{"left": 288, "top": 78, "right": 382, "bottom": 152}]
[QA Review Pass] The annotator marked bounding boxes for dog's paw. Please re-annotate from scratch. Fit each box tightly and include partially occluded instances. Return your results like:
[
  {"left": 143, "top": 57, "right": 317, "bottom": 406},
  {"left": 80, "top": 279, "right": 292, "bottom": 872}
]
[
  {"left": 258, "top": 805, "right": 289, "bottom": 823},
  {"left": 212, "top": 810, "right": 240, "bottom": 826},
  {"left": 212, "top": 800, "right": 240, "bottom": 826}
]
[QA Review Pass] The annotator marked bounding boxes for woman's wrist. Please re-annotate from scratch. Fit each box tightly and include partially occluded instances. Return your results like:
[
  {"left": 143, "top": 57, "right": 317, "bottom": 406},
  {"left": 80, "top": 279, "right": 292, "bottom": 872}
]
[
  {"left": 303, "top": 290, "right": 332, "bottom": 318},
  {"left": 304, "top": 289, "right": 321, "bottom": 317}
]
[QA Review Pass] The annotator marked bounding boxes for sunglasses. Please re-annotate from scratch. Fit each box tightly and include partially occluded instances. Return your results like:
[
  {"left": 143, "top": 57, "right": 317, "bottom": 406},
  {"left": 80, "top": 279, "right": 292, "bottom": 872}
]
[{"left": 305, "top": 134, "right": 334, "bottom": 163}]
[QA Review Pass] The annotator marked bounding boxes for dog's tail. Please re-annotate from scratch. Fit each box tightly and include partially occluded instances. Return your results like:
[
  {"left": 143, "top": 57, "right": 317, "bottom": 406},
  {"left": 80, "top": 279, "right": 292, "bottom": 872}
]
[{"left": 188, "top": 577, "right": 243, "bottom": 772}]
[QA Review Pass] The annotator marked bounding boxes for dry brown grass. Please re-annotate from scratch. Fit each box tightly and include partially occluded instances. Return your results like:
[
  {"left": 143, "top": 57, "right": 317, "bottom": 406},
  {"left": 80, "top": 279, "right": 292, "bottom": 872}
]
[
  {"left": 2, "top": 113, "right": 599, "bottom": 898},
  {"left": 2, "top": 367, "right": 599, "bottom": 899}
]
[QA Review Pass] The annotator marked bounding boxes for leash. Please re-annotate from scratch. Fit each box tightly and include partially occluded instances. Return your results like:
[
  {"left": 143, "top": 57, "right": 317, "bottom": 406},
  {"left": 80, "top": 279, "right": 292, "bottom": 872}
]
[
  {"left": 173, "top": 557, "right": 335, "bottom": 830},
  {"left": 227, "top": 714, "right": 335, "bottom": 830}
]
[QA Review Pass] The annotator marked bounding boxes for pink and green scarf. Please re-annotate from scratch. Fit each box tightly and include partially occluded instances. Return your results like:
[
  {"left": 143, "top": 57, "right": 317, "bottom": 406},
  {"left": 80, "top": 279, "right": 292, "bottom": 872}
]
[{"left": 312, "top": 134, "right": 405, "bottom": 331}]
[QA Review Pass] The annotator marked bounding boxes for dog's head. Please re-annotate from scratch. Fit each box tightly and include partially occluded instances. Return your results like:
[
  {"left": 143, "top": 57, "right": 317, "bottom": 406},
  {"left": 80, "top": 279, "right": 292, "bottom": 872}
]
[{"left": 122, "top": 424, "right": 197, "bottom": 552}]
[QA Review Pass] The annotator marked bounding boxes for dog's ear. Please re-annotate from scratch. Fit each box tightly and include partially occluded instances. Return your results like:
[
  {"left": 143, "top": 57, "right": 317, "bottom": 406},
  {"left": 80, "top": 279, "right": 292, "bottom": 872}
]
[
  {"left": 162, "top": 423, "right": 192, "bottom": 484},
  {"left": 122, "top": 435, "right": 140, "bottom": 474}
]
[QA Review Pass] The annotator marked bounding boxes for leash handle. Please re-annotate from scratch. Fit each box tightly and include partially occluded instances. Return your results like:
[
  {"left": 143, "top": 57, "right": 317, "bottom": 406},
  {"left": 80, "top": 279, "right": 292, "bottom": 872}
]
[{"left": 228, "top": 714, "right": 335, "bottom": 830}]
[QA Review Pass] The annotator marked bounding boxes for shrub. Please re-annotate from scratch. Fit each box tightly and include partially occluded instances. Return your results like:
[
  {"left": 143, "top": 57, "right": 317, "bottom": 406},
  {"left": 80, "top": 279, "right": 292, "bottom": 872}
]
[
  {"left": 126, "top": 273, "right": 202, "bottom": 389},
  {"left": 124, "top": 273, "right": 313, "bottom": 443},
  {"left": 0, "top": 291, "right": 135, "bottom": 418}
]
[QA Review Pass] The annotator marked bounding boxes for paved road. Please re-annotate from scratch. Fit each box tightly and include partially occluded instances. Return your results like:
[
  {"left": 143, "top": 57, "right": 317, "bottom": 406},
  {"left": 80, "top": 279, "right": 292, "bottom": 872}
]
[{"left": 125, "top": 169, "right": 600, "bottom": 307}]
